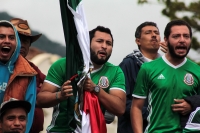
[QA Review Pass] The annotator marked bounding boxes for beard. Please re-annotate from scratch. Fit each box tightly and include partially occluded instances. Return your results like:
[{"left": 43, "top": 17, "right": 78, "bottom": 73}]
[
  {"left": 90, "top": 49, "right": 111, "bottom": 65},
  {"left": 167, "top": 41, "right": 191, "bottom": 59}
]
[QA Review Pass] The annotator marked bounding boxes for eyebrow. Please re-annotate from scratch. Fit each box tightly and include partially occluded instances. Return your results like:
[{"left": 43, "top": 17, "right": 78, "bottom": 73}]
[
  {"left": 96, "top": 38, "right": 112, "bottom": 41},
  {"left": 144, "top": 30, "right": 159, "bottom": 32},
  {"left": 0, "top": 34, "right": 15, "bottom": 38},
  {"left": 172, "top": 33, "right": 190, "bottom": 35},
  {"left": 6, "top": 114, "right": 27, "bottom": 117}
]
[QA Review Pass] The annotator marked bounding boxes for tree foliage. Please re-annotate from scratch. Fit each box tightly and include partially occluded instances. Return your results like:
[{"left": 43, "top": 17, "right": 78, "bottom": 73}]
[{"left": 138, "top": 0, "right": 200, "bottom": 50}]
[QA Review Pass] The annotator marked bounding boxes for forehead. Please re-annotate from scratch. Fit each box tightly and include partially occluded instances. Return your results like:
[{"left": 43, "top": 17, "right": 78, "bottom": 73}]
[
  {"left": 141, "top": 26, "right": 158, "bottom": 32},
  {"left": 0, "top": 26, "right": 15, "bottom": 35},
  {"left": 170, "top": 25, "right": 190, "bottom": 35},
  {"left": 3, "top": 108, "right": 26, "bottom": 118},
  {"left": 93, "top": 31, "right": 112, "bottom": 41}
]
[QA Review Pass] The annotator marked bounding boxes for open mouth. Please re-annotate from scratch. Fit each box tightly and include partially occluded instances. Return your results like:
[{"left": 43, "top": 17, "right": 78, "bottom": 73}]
[
  {"left": 176, "top": 46, "right": 186, "bottom": 50},
  {"left": 176, "top": 46, "right": 187, "bottom": 53},
  {"left": 1, "top": 46, "right": 11, "bottom": 54},
  {"left": 98, "top": 51, "right": 107, "bottom": 57}
]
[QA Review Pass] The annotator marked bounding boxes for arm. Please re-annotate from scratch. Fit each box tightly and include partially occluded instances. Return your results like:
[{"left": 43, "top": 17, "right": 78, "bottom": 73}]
[
  {"left": 171, "top": 95, "right": 200, "bottom": 115},
  {"left": 83, "top": 77, "right": 126, "bottom": 116},
  {"left": 97, "top": 88, "right": 126, "bottom": 116},
  {"left": 130, "top": 97, "right": 145, "bottom": 133},
  {"left": 37, "top": 80, "right": 73, "bottom": 108},
  {"left": 36, "top": 58, "right": 73, "bottom": 108},
  {"left": 171, "top": 97, "right": 199, "bottom": 128},
  {"left": 119, "top": 57, "right": 138, "bottom": 117},
  {"left": 171, "top": 99, "right": 192, "bottom": 115}
]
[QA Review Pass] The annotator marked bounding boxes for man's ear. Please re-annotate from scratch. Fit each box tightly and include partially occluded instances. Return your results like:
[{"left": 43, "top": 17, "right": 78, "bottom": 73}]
[{"left": 135, "top": 38, "right": 141, "bottom": 46}]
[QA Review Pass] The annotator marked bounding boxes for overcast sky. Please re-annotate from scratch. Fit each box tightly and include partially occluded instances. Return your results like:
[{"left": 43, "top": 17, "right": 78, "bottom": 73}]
[{"left": 2, "top": 0, "right": 198, "bottom": 65}]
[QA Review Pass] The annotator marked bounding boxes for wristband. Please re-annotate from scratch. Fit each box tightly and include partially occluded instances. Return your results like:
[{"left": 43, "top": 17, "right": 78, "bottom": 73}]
[{"left": 56, "top": 91, "right": 61, "bottom": 102}]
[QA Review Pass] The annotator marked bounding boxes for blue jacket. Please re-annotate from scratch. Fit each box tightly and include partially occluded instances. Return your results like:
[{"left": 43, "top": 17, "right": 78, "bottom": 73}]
[{"left": 117, "top": 50, "right": 151, "bottom": 133}]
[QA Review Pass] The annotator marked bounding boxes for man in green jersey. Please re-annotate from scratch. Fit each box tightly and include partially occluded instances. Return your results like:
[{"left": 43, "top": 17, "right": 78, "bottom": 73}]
[
  {"left": 37, "top": 26, "right": 126, "bottom": 132},
  {"left": 131, "top": 19, "right": 200, "bottom": 133}
]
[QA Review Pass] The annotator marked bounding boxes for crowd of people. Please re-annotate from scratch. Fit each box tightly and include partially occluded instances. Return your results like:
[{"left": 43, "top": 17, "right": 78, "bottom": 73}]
[{"left": 0, "top": 17, "right": 199, "bottom": 133}]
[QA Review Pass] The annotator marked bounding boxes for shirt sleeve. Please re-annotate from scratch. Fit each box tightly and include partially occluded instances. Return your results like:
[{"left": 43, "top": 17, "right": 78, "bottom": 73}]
[
  {"left": 132, "top": 64, "right": 149, "bottom": 99},
  {"left": 109, "top": 67, "right": 126, "bottom": 93},
  {"left": 45, "top": 58, "right": 65, "bottom": 87},
  {"left": 25, "top": 76, "right": 36, "bottom": 133}
]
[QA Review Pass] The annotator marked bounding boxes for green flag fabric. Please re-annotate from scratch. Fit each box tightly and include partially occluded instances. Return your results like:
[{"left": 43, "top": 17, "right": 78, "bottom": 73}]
[{"left": 59, "top": 0, "right": 92, "bottom": 132}]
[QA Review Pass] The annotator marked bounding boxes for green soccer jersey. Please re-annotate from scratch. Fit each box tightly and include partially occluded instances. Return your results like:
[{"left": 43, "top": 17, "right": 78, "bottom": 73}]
[
  {"left": 183, "top": 107, "right": 200, "bottom": 133},
  {"left": 90, "top": 62, "right": 125, "bottom": 93},
  {"left": 90, "top": 61, "right": 126, "bottom": 113},
  {"left": 45, "top": 57, "right": 125, "bottom": 132},
  {"left": 133, "top": 55, "right": 200, "bottom": 133},
  {"left": 45, "top": 58, "right": 74, "bottom": 132}
]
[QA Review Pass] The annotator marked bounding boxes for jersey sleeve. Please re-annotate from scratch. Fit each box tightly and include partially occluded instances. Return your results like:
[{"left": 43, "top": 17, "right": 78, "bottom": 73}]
[
  {"left": 110, "top": 66, "right": 125, "bottom": 93},
  {"left": 132, "top": 64, "right": 149, "bottom": 99},
  {"left": 45, "top": 58, "right": 66, "bottom": 87}
]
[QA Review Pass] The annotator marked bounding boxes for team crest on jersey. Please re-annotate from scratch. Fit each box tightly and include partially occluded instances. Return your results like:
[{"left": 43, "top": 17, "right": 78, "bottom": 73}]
[
  {"left": 184, "top": 73, "right": 194, "bottom": 85},
  {"left": 98, "top": 76, "right": 109, "bottom": 88}
]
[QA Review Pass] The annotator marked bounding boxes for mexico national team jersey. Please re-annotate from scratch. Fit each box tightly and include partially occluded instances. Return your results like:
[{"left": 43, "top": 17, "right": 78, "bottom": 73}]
[
  {"left": 91, "top": 62, "right": 126, "bottom": 113},
  {"left": 91, "top": 62, "right": 125, "bottom": 93},
  {"left": 45, "top": 58, "right": 74, "bottom": 132},
  {"left": 44, "top": 58, "right": 125, "bottom": 132},
  {"left": 183, "top": 107, "right": 200, "bottom": 133},
  {"left": 132, "top": 55, "right": 200, "bottom": 133}
]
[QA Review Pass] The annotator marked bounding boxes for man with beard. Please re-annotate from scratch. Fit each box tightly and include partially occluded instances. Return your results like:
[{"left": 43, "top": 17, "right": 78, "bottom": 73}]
[
  {"left": 131, "top": 19, "right": 200, "bottom": 133},
  {"left": 37, "top": 26, "right": 126, "bottom": 133}
]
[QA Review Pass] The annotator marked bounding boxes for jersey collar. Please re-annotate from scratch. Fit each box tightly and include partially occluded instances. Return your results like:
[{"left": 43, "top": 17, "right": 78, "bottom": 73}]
[{"left": 162, "top": 55, "right": 187, "bottom": 69}]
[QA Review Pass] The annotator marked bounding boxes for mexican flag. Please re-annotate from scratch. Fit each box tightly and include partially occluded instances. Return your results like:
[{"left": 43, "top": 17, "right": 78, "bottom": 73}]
[
  {"left": 82, "top": 91, "right": 107, "bottom": 133},
  {"left": 59, "top": 0, "right": 107, "bottom": 133}
]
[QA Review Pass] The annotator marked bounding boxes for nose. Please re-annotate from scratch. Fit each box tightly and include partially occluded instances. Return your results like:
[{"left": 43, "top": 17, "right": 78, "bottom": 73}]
[
  {"left": 101, "top": 41, "right": 107, "bottom": 49},
  {"left": 151, "top": 34, "right": 157, "bottom": 40},
  {"left": 13, "top": 119, "right": 21, "bottom": 126},
  {"left": 179, "top": 35, "right": 186, "bottom": 43},
  {"left": 4, "top": 36, "right": 10, "bottom": 43},
  {"left": 152, "top": 32, "right": 157, "bottom": 37}
]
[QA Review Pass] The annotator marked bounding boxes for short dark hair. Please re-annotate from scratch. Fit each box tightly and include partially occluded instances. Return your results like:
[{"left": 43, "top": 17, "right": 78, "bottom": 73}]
[
  {"left": 135, "top": 21, "right": 159, "bottom": 38},
  {"left": 0, "top": 21, "right": 13, "bottom": 29},
  {"left": 164, "top": 19, "right": 192, "bottom": 39},
  {"left": 89, "top": 26, "right": 113, "bottom": 46}
]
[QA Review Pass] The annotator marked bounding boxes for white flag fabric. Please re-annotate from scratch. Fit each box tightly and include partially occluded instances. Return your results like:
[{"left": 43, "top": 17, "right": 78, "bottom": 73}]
[{"left": 64, "top": 0, "right": 107, "bottom": 133}]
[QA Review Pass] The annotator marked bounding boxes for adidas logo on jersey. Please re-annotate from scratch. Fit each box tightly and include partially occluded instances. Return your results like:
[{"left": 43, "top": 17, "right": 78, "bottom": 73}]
[{"left": 157, "top": 74, "right": 165, "bottom": 79}]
